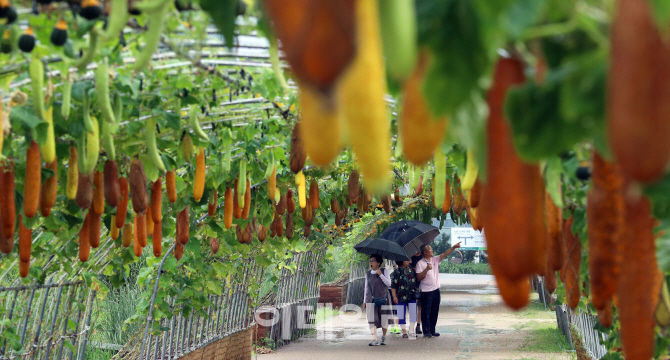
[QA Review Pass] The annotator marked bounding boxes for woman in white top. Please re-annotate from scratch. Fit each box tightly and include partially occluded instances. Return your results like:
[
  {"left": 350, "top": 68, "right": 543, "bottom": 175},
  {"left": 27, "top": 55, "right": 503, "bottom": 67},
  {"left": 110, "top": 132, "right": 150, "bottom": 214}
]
[{"left": 363, "top": 254, "right": 392, "bottom": 346}]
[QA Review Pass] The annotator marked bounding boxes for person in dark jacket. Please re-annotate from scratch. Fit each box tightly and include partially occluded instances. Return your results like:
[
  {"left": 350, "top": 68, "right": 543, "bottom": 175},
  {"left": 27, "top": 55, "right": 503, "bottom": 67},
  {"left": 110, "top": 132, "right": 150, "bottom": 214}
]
[{"left": 364, "top": 254, "right": 392, "bottom": 346}]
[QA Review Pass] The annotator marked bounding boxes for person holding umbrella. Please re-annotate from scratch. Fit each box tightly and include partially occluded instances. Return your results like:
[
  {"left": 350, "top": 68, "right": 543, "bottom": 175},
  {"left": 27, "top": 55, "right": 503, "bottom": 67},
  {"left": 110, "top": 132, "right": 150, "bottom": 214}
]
[
  {"left": 415, "top": 242, "right": 461, "bottom": 338},
  {"left": 391, "top": 259, "right": 419, "bottom": 338},
  {"left": 354, "top": 238, "right": 410, "bottom": 345},
  {"left": 379, "top": 220, "right": 442, "bottom": 335},
  {"left": 363, "top": 254, "right": 392, "bottom": 346}
]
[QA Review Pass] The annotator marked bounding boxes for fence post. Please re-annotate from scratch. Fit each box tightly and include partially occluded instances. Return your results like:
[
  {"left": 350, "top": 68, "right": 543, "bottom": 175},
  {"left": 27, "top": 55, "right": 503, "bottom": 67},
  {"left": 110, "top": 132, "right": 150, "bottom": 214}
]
[
  {"left": 43, "top": 285, "right": 65, "bottom": 359},
  {"left": 140, "top": 242, "right": 176, "bottom": 359},
  {"left": 75, "top": 289, "right": 96, "bottom": 360},
  {"left": 29, "top": 285, "right": 51, "bottom": 360}
]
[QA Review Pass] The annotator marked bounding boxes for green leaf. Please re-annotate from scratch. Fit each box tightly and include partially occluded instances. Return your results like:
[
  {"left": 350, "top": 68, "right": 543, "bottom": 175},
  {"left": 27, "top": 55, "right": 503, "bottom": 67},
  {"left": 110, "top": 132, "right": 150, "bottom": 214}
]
[
  {"left": 163, "top": 256, "right": 177, "bottom": 273},
  {"left": 164, "top": 111, "right": 181, "bottom": 130},
  {"left": 650, "top": 0, "right": 670, "bottom": 30},
  {"left": 505, "top": 0, "right": 547, "bottom": 39},
  {"left": 200, "top": 0, "right": 238, "bottom": 49},
  {"left": 205, "top": 280, "right": 222, "bottom": 295},
  {"left": 102, "top": 265, "right": 115, "bottom": 276},
  {"left": 644, "top": 173, "right": 670, "bottom": 222},
  {"left": 416, "top": 0, "right": 489, "bottom": 117},
  {"left": 505, "top": 52, "right": 606, "bottom": 162},
  {"left": 10, "top": 106, "right": 45, "bottom": 129},
  {"left": 175, "top": 74, "right": 194, "bottom": 91},
  {"left": 140, "top": 154, "right": 159, "bottom": 183},
  {"left": 571, "top": 207, "right": 587, "bottom": 245},
  {"left": 541, "top": 29, "right": 599, "bottom": 70}
]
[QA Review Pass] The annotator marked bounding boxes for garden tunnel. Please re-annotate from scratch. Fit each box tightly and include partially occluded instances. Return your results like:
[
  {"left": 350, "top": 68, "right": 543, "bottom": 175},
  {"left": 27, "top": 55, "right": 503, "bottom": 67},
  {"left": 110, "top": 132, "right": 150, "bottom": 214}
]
[{"left": 0, "top": 1, "right": 669, "bottom": 360}]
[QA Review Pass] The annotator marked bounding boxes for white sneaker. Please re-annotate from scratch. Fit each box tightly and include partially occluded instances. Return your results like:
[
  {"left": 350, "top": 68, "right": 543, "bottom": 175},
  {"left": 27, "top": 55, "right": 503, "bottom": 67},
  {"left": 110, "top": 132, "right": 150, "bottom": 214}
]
[
  {"left": 380, "top": 336, "right": 387, "bottom": 345},
  {"left": 369, "top": 340, "right": 379, "bottom": 346}
]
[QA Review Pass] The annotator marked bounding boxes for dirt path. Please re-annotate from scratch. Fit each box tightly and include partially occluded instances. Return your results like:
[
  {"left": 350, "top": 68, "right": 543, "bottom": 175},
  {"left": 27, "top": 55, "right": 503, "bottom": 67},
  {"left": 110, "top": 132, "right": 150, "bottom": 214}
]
[{"left": 257, "top": 288, "right": 575, "bottom": 360}]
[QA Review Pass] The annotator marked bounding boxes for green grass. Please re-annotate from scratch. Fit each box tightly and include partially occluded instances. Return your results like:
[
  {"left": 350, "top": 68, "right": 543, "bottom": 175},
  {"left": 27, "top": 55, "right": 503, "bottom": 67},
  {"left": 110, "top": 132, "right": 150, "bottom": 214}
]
[
  {"left": 515, "top": 321, "right": 572, "bottom": 353},
  {"left": 314, "top": 306, "right": 339, "bottom": 324},
  {"left": 83, "top": 347, "right": 115, "bottom": 360},
  {"left": 514, "top": 303, "right": 550, "bottom": 319},
  {"left": 438, "top": 262, "right": 491, "bottom": 274},
  {"left": 320, "top": 245, "right": 354, "bottom": 284},
  {"left": 509, "top": 294, "right": 554, "bottom": 320},
  {"left": 91, "top": 284, "right": 144, "bottom": 346}
]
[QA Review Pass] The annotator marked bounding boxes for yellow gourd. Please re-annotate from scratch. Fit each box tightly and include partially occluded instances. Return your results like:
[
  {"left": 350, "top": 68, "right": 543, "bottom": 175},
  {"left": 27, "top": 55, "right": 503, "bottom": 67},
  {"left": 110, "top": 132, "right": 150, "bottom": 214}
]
[
  {"left": 336, "top": 0, "right": 390, "bottom": 195},
  {"left": 299, "top": 86, "right": 342, "bottom": 166},
  {"left": 295, "top": 171, "right": 306, "bottom": 208}
]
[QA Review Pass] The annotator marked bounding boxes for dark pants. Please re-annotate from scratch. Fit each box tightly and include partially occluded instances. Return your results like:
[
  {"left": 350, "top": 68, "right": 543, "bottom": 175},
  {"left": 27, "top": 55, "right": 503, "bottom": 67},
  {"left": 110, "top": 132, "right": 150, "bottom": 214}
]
[{"left": 420, "top": 289, "right": 440, "bottom": 335}]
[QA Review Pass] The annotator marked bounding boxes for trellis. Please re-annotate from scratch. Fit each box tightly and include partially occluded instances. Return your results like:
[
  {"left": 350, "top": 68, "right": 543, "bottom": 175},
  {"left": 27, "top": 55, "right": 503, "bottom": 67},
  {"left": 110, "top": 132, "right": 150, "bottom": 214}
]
[
  {"left": 110, "top": 243, "right": 325, "bottom": 360},
  {"left": 555, "top": 304, "right": 608, "bottom": 359},
  {"left": 0, "top": 23, "right": 335, "bottom": 359},
  {"left": 0, "top": 278, "right": 96, "bottom": 360}
]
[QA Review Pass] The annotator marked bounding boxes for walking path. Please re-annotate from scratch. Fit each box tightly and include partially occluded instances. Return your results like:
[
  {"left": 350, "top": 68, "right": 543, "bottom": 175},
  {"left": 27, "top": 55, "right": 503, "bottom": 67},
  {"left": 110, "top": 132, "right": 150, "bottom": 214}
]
[{"left": 257, "top": 274, "right": 575, "bottom": 360}]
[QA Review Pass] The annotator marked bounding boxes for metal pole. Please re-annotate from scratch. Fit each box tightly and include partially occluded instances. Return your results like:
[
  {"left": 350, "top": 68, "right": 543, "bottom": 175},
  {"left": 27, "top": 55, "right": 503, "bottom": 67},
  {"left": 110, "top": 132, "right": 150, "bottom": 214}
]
[
  {"left": 223, "top": 287, "right": 231, "bottom": 336},
  {"left": 19, "top": 288, "right": 37, "bottom": 345},
  {"left": 56, "top": 286, "right": 77, "bottom": 360},
  {"left": 270, "top": 262, "right": 284, "bottom": 344},
  {"left": 216, "top": 292, "right": 224, "bottom": 334},
  {"left": 75, "top": 290, "right": 96, "bottom": 360},
  {"left": 29, "top": 286, "right": 51, "bottom": 360},
  {"left": 139, "top": 243, "right": 176, "bottom": 359},
  {"left": 190, "top": 312, "right": 200, "bottom": 351},
  {"left": 161, "top": 297, "right": 175, "bottom": 360},
  {"left": 210, "top": 295, "right": 220, "bottom": 335},
  {"left": 238, "top": 262, "right": 250, "bottom": 330},
  {"left": 68, "top": 286, "right": 86, "bottom": 360},
  {"left": 43, "top": 285, "right": 65, "bottom": 359},
  {"left": 187, "top": 314, "right": 194, "bottom": 351},
  {"left": 202, "top": 296, "right": 211, "bottom": 341},
  {"left": 176, "top": 311, "right": 184, "bottom": 357},
  {"left": 152, "top": 326, "right": 160, "bottom": 360}
]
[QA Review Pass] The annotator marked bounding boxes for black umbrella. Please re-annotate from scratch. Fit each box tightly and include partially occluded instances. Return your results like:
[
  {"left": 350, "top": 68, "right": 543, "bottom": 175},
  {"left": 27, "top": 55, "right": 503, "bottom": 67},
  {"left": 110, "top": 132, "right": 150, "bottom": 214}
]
[
  {"left": 354, "top": 238, "right": 410, "bottom": 261},
  {"left": 392, "top": 222, "right": 440, "bottom": 257},
  {"left": 379, "top": 219, "right": 423, "bottom": 242}
]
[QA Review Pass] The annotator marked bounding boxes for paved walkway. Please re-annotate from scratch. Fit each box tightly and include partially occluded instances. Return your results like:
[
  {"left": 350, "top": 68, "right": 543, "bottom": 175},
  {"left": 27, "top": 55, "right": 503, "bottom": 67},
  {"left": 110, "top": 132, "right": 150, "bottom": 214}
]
[{"left": 257, "top": 274, "right": 574, "bottom": 360}]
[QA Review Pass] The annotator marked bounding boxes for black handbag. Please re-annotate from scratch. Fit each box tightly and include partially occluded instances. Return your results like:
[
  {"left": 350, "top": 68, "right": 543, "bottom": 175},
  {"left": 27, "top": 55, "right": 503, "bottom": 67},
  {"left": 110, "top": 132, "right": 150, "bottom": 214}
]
[{"left": 367, "top": 271, "right": 387, "bottom": 307}]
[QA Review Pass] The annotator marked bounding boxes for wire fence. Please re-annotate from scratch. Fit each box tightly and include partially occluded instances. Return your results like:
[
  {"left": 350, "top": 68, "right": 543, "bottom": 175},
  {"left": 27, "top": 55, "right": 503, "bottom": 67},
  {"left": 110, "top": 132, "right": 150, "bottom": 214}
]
[
  {"left": 260, "top": 250, "right": 324, "bottom": 349},
  {"left": 533, "top": 275, "right": 608, "bottom": 359},
  {"left": 0, "top": 243, "right": 326, "bottom": 360},
  {"left": 555, "top": 304, "right": 608, "bottom": 360},
  {"left": 344, "top": 260, "right": 368, "bottom": 306},
  {"left": 0, "top": 278, "right": 97, "bottom": 360},
  {"left": 108, "top": 244, "right": 325, "bottom": 359}
]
